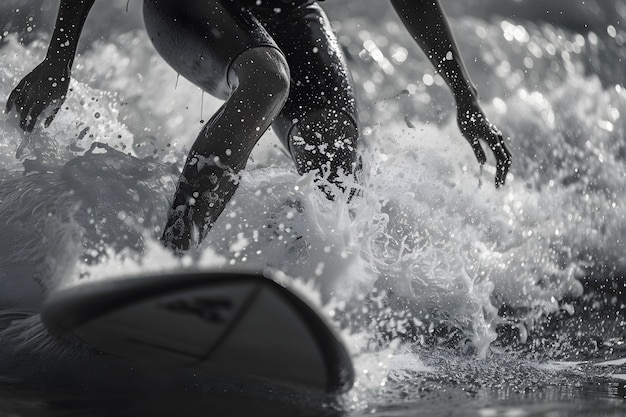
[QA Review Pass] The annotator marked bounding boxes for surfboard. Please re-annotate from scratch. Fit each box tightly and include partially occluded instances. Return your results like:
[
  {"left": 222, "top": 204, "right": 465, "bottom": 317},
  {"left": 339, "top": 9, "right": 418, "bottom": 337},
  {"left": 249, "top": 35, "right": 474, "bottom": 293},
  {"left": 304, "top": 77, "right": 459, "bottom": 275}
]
[{"left": 40, "top": 270, "right": 354, "bottom": 395}]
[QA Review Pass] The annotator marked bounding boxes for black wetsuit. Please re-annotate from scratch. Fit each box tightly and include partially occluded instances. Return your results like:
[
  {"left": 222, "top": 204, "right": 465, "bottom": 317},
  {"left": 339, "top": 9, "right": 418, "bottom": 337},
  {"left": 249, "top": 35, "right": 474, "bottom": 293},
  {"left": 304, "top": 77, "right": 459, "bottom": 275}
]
[
  {"left": 143, "top": 0, "right": 355, "bottom": 148},
  {"left": 144, "top": 0, "right": 358, "bottom": 249}
]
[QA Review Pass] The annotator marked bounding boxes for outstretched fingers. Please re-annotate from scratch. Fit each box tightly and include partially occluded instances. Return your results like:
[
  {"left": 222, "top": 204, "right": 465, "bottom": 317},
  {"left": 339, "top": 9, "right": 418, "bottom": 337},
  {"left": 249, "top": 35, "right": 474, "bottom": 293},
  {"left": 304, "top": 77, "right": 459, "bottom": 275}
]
[
  {"left": 8, "top": 89, "right": 63, "bottom": 132},
  {"left": 45, "top": 107, "right": 61, "bottom": 128},
  {"left": 5, "top": 88, "right": 17, "bottom": 114},
  {"left": 467, "top": 137, "right": 487, "bottom": 166},
  {"left": 22, "top": 105, "right": 42, "bottom": 132},
  {"left": 18, "top": 100, "right": 38, "bottom": 132},
  {"left": 6, "top": 62, "right": 70, "bottom": 132},
  {"left": 26, "top": 99, "right": 54, "bottom": 132},
  {"left": 458, "top": 106, "right": 512, "bottom": 188},
  {"left": 489, "top": 132, "right": 512, "bottom": 188},
  {"left": 6, "top": 82, "right": 27, "bottom": 116}
]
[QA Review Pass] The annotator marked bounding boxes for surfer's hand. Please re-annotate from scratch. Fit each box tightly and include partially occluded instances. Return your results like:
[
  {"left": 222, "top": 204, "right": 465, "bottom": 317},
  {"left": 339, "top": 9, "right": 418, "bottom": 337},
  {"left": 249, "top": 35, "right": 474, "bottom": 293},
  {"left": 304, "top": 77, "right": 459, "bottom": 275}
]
[
  {"left": 5, "top": 59, "right": 70, "bottom": 132},
  {"left": 457, "top": 99, "right": 511, "bottom": 188}
]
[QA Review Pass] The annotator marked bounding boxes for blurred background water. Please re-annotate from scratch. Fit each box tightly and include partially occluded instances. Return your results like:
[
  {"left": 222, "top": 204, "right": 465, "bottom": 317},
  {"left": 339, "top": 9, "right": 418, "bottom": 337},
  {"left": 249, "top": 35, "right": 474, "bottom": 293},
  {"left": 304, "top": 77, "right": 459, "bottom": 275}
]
[{"left": 0, "top": 0, "right": 625, "bottom": 415}]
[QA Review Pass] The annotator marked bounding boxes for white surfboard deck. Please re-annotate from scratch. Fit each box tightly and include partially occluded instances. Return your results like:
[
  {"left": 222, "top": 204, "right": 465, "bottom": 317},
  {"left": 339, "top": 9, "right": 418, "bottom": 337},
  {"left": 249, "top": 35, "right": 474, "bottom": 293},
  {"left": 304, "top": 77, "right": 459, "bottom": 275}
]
[{"left": 40, "top": 271, "right": 353, "bottom": 394}]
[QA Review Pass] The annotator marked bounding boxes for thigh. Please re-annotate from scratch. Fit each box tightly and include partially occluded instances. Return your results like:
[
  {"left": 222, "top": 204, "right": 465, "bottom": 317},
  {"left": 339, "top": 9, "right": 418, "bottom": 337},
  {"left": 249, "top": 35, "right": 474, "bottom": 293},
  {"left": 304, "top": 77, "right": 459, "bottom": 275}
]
[
  {"left": 143, "top": 0, "right": 279, "bottom": 100},
  {"left": 255, "top": 3, "right": 357, "bottom": 141}
]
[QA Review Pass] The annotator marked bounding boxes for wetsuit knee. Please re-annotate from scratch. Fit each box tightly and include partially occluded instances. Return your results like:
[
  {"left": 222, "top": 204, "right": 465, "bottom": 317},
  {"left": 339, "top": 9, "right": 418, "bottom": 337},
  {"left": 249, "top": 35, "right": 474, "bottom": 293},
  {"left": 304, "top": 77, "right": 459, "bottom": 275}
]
[
  {"left": 228, "top": 46, "right": 290, "bottom": 110},
  {"left": 161, "top": 47, "right": 291, "bottom": 252},
  {"left": 287, "top": 109, "right": 359, "bottom": 189}
]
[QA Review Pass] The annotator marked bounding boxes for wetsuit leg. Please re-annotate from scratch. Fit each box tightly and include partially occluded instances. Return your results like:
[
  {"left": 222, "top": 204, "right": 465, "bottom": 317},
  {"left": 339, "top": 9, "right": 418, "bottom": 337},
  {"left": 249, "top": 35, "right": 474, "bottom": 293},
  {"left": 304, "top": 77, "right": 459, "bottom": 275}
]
[
  {"left": 254, "top": 4, "right": 359, "bottom": 196},
  {"left": 143, "top": 0, "right": 290, "bottom": 251}
]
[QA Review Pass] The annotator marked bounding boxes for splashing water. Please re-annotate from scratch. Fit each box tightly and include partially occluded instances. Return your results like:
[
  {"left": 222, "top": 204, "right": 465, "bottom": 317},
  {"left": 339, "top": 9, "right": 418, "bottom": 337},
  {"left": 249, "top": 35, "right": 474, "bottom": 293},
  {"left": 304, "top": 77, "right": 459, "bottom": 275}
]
[{"left": 1, "top": 0, "right": 625, "bottom": 415}]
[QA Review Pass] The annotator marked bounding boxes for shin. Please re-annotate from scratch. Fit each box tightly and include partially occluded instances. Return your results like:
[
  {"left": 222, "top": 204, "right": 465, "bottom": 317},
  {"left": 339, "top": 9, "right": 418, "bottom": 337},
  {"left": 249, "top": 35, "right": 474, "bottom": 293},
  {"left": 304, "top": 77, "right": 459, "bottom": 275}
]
[{"left": 162, "top": 46, "right": 289, "bottom": 251}]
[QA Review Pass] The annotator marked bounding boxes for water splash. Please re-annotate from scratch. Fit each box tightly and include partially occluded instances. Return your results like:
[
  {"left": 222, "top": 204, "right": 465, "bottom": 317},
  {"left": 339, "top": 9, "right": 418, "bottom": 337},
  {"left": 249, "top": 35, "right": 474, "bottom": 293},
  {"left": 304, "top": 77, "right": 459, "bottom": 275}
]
[{"left": 1, "top": 1, "right": 625, "bottom": 414}]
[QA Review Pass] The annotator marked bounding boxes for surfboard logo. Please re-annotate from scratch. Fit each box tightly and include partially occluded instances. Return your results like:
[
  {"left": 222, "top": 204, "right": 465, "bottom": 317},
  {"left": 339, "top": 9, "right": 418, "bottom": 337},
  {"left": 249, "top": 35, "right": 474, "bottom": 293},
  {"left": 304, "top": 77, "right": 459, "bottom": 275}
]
[{"left": 160, "top": 297, "right": 234, "bottom": 324}]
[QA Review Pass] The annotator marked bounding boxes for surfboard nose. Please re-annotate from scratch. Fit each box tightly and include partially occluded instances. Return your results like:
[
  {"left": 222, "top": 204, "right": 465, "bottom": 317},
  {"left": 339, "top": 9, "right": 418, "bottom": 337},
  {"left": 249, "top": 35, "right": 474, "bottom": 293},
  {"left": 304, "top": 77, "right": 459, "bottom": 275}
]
[{"left": 41, "top": 271, "right": 354, "bottom": 395}]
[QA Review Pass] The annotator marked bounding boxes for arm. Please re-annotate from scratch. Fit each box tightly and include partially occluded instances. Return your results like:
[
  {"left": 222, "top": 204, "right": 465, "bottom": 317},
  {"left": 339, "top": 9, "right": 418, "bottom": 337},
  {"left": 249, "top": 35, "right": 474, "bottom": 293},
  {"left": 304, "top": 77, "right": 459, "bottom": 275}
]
[
  {"left": 6, "top": 0, "right": 95, "bottom": 132},
  {"left": 389, "top": 0, "right": 511, "bottom": 187}
]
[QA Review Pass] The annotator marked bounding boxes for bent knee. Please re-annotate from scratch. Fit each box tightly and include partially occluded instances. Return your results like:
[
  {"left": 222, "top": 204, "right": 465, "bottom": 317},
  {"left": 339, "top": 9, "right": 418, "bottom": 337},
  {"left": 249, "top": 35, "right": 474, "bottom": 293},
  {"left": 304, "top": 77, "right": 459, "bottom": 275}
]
[{"left": 228, "top": 47, "right": 290, "bottom": 103}]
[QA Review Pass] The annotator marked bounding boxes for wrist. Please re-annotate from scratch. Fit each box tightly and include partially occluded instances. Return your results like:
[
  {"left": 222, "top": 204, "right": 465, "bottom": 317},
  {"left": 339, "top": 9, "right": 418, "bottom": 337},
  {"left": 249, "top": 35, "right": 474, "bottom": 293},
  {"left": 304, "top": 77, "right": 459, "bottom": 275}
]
[
  {"left": 453, "top": 85, "right": 479, "bottom": 108},
  {"left": 43, "top": 54, "right": 73, "bottom": 73}
]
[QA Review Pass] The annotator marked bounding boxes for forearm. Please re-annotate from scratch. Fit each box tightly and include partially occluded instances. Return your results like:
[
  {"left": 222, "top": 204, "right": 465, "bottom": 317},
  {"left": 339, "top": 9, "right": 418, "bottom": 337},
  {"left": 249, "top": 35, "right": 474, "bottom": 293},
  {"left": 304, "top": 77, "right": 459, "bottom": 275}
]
[
  {"left": 45, "top": 0, "right": 96, "bottom": 69},
  {"left": 390, "top": 0, "right": 476, "bottom": 104}
]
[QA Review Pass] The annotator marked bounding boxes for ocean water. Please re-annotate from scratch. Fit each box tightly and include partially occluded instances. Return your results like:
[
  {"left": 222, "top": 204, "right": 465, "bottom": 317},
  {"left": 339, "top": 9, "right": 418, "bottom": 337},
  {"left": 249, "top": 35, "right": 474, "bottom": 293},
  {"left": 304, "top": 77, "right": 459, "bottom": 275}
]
[{"left": 0, "top": 0, "right": 625, "bottom": 416}]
